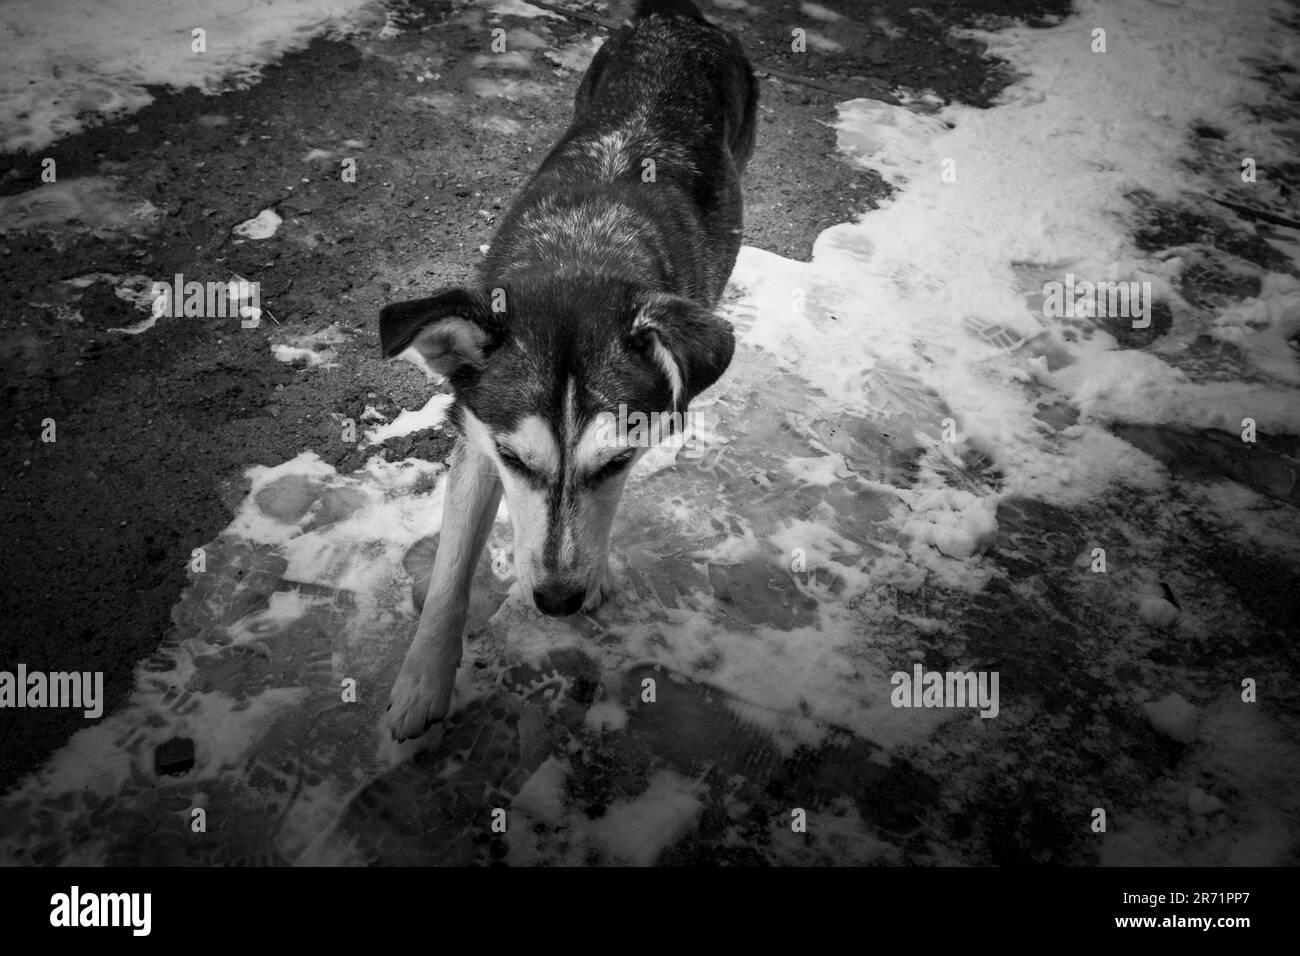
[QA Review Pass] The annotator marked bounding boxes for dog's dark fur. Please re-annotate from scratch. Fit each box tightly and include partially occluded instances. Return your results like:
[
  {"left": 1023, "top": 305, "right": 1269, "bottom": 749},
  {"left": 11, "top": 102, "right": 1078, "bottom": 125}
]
[
  {"left": 380, "top": 0, "right": 757, "bottom": 425},
  {"left": 378, "top": 0, "right": 757, "bottom": 739}
]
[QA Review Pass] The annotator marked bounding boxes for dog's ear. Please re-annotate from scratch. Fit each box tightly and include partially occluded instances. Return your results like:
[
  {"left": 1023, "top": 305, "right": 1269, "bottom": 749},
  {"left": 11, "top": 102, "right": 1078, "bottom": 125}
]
[
  {"left": 378, "top": 288, "right": 501, "bottom": 378},
  {"left": 630, "top": 292, "right": 735, "bottom": 409}
]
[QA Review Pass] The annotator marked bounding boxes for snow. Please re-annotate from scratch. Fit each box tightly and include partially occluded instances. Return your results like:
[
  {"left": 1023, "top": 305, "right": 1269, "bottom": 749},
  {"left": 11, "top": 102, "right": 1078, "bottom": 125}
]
[
  {"left": 272, "top": 345, "right": 330, "bottom": 365},
  {"left": 1145, "top": 693, "right": 1199, "bottom": 744},
  {"left": 899, "top": 488, "right": 999, "bottom": 560},
  {"left": 808, "top": 0, "right": 1299, "bottom": 514},
  {"left": 503, "top": 28, "right": 550, "bottom": 50},
  {"left": 512, "top": 756, "right": 569, "bottom": 823},
  {"left": 1187, "top": 787, "right": 1224, "bottom": 815},
  {"left": 270, "top": 325, "right": 347, "bottom": 367},
  {"left": 799, "top": 3, "right": 843, "bottom": 22},
  {"left": 589, "top": 770, "right": 704, "bottom": 866},
  {"left": 233, "top": 208, "right": 284, "bottom": 240},
  {"left": 485, "top": 1, "right": 566, "bottom": 21},
  {"left": 364, "top": 394, "right": 455, "bottom": 443},
  {"left": 802, "top": 32, "right": 844, "bottom": 53},
  {"left": 0, "top": 0, "right": 385, "bottom": 153},
  {"left": 544, "top": 36, "right": 605, "bottom": 73},
  {"left": 582, "top": 700, "right": 628, "bottom": 733},
  {"left": 1137, "top": 595, "right": 1180, "bottom": 628},
  {"left": 474, "top": 51, "right": 535, "bottom": 71},
  {"left": 483, "top": 0, "right": 564, "bottom": 21},
  {"left": 1210, "top": 274, "right": 1300, "bottom": 386}
]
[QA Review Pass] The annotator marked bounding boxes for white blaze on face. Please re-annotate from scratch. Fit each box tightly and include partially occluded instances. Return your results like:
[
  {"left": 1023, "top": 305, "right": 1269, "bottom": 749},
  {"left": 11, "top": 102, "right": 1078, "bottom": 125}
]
[
  {"left": 462, "top": 383, "right": 641, "bottom": 609},
  {"left": 561, "top": 384, "right": 642, "bottom": 599},
  {"left": 558, "top": 378, "right": 628, "bottom": 590}
]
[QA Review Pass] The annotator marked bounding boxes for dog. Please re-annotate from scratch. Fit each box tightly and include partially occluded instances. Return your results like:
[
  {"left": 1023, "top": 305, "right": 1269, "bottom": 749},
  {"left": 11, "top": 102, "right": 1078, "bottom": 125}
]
[{"left": 378, "top": 0, "right": 758, "bottom": 741}]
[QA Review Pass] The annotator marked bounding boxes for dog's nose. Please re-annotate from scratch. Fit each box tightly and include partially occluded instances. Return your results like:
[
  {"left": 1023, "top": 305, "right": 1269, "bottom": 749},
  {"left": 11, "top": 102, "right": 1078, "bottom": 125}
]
[{"left": 533, "top": 585, "right": 586, "bottom": 617}]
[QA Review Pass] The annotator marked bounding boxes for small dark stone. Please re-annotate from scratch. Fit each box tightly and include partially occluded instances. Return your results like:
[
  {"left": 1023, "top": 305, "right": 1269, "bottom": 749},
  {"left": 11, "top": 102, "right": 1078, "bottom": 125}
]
[
  {"left": 154, "top": 737, "right": 195, "bottom": 776},
  {"left": 570, "top": 674, "right": 599, "bottom": 706}
]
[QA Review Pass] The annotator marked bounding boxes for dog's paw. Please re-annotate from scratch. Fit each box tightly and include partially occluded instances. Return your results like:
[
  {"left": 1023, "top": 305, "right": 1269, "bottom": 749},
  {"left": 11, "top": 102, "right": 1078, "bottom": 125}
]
[
  {"left": 581, "top": 573, "right": 612, "bottom": 613},
  {"left": 386, "top": 644, "right": 459, "bottom": 741}
]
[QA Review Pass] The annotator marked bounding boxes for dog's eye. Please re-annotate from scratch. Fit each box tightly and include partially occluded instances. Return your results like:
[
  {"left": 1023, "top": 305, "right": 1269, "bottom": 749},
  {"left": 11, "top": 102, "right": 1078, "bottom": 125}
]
[
  {"left": 496, "top": 447, "right": 534, "bottom": 476},
  {"left": 588, "top": 450, "right": 636, "bottom": 485}
]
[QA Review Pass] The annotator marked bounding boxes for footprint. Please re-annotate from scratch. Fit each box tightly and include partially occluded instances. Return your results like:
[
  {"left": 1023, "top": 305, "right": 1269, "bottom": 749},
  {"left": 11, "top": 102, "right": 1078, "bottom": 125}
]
[{"left": 962, "top": 314, "right": 1028, "bottom": 352}]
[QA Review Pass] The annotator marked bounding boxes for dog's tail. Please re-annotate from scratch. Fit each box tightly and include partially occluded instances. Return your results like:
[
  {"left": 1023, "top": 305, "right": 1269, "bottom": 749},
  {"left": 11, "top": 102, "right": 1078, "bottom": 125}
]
[{"left": 634, "top": 0, "right": 706, "bottom": 20}]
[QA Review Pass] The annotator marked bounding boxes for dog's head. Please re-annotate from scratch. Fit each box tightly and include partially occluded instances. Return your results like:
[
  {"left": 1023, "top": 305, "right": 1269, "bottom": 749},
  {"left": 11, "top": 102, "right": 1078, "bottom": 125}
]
[{"left": 379, "top": 272, "right": 733, "bottom": 616}]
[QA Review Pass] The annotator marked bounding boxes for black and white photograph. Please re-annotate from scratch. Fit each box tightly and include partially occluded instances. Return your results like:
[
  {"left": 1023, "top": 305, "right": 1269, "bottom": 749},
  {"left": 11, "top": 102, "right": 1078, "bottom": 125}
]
[{"left": 0, "top": 0, "right": 1295, "bottom": 908}]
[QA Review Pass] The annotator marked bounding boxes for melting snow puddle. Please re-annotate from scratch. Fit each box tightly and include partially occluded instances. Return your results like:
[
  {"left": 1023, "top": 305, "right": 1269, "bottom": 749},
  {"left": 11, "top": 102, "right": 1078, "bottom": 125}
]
[{"left": 3, "top": 0, "right": 1300, "bottom": 865}]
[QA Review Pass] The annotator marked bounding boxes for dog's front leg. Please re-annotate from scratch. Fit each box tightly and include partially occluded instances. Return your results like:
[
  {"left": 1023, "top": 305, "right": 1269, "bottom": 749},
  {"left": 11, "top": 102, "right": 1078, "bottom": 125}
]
[{"left": 387, "top": 437, "right": 502, "bottom": 740}]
